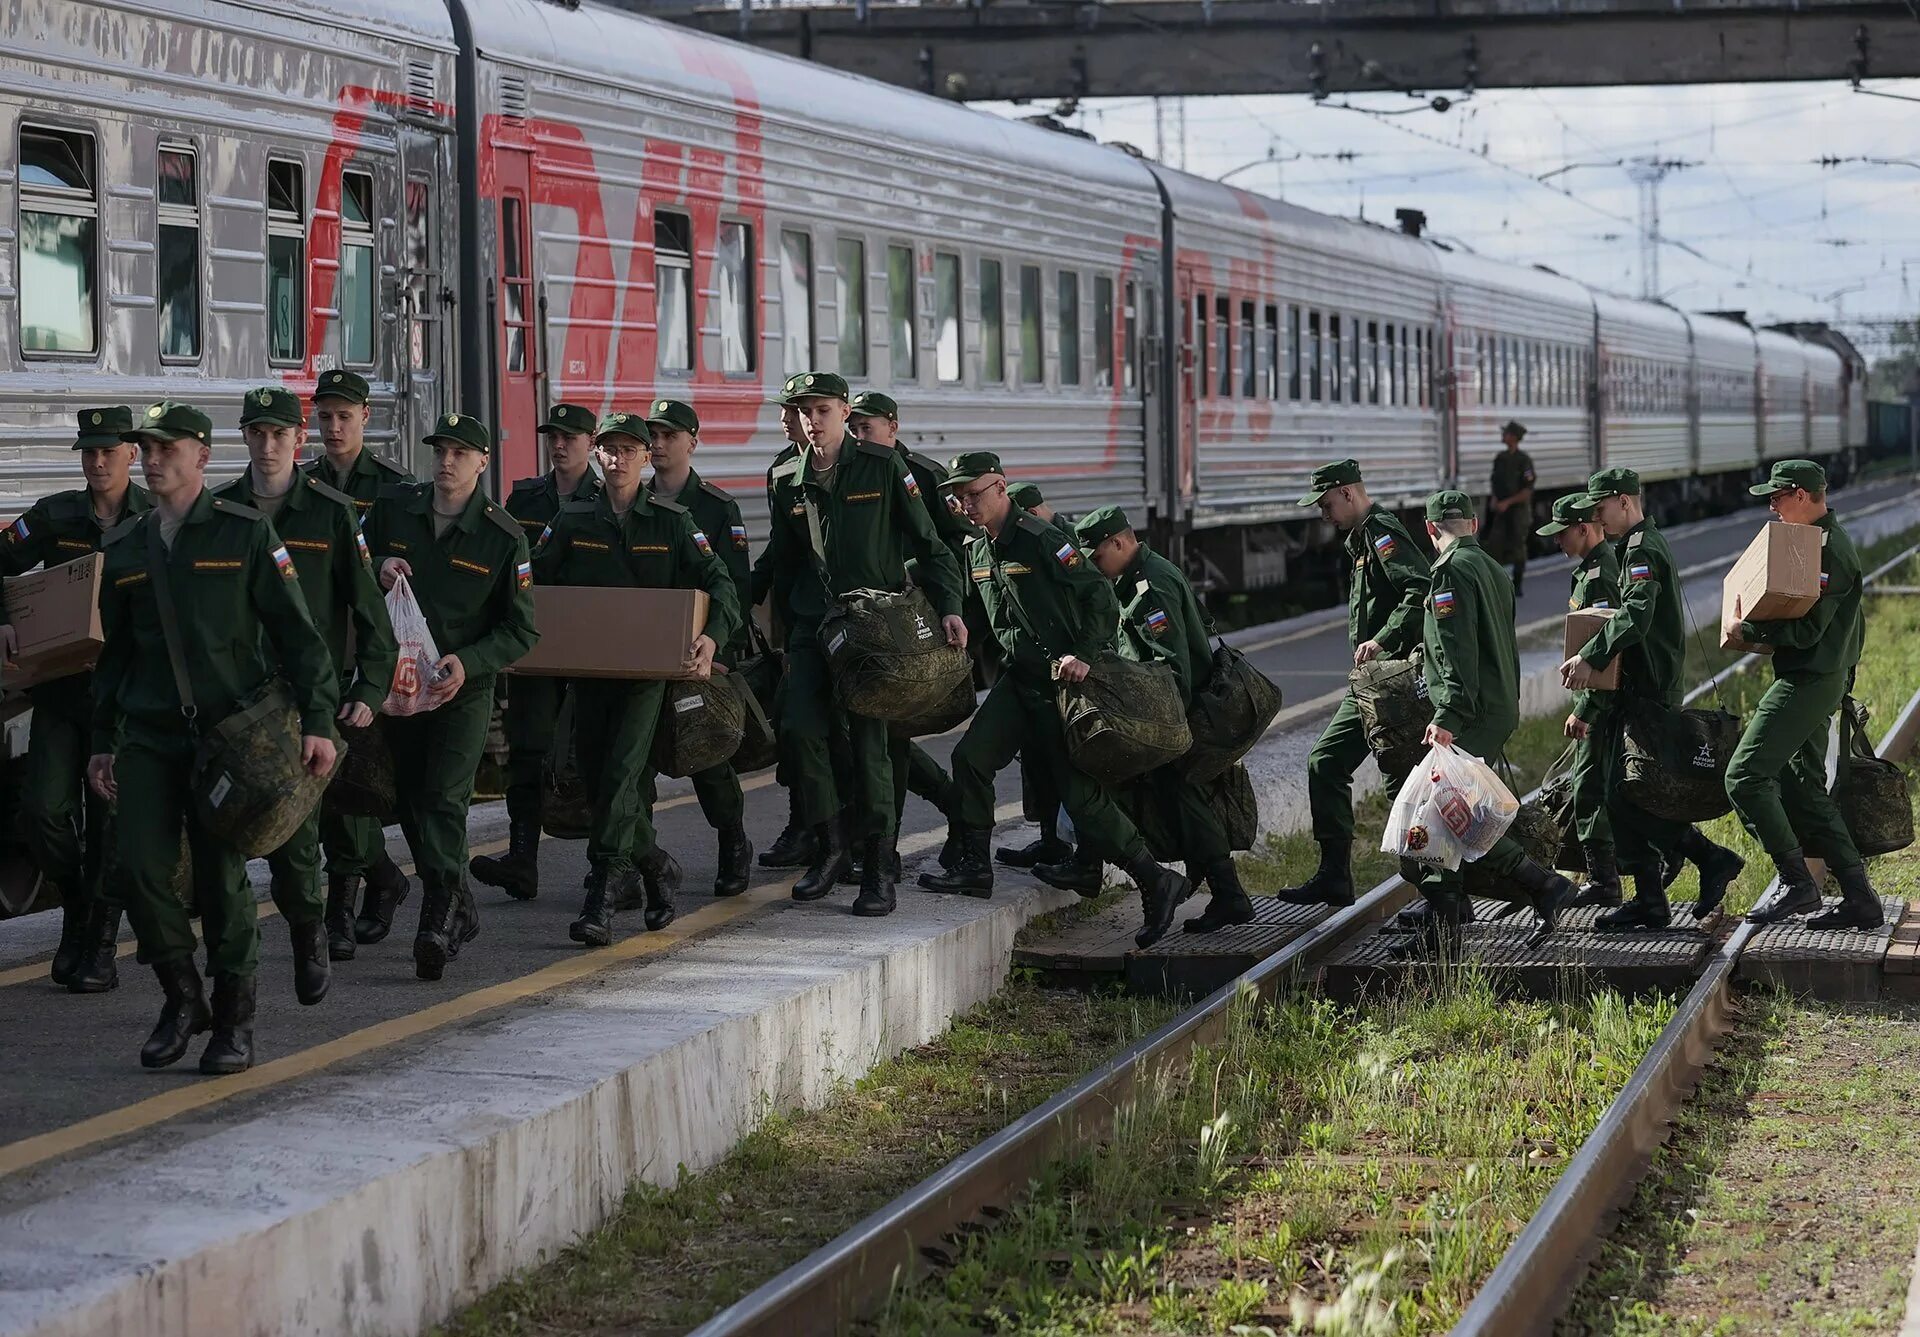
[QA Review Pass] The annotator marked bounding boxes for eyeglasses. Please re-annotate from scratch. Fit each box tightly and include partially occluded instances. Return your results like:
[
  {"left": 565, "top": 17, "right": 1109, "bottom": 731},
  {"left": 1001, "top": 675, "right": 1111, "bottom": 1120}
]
[
  {"left": 599, "top": 440, "right": 648, "bottom": 460},
  {"left": 953, "top": 479, "right": 1004, "bottom": 509}
]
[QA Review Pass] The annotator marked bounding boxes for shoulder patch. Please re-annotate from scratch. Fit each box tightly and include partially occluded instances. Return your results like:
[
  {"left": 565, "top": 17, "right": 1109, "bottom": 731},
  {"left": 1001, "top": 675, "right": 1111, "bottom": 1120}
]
[
  {"left": 698, "top": 478, "right": 736, "bottom": 504},
  {"left": 905, "top": 450, "right": 948, "bottom": 480},
  {"left": 306, "top": 476, "right": 355, "bottom": 509},
  {"left": 1014, "top": 512, "right": 1054, "bottom": 539},
  {"left": 211, "top": 497, "right": 264, "bottom": 522},
  {"left": 371, "top": 454, "right": 410, "bottom": 476},
  {"left": 651, "top": 496, "right": 688, "bottom": 515},
  {"left": 1625, "top": 531, "right": 1646, "bottom": 551},
  {"left": 853, "top": 439, "right": 898, "bottom": 462},
  {"left": 484, "top": 502, "right": 524, "bottom": 539}
]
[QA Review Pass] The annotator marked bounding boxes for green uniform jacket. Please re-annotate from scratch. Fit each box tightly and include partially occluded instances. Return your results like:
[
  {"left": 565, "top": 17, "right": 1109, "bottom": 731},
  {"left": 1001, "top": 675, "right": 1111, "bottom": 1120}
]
[
  {"left": 532, "top": 488, "right": 741, "bottom": 654},
  {"left": 363, "top": 483, "right": 539, "bottom": 690},
  {"left": 651, "top": 467, "right": 749, "bottom": 657},
  {"left": 1422, "top": 535, "right": 1519, "bottom": 741},
  {"left": 92, "top": 489, "right": 339, "bottom": 751},
  {"left": 1346, "top": 504, "right": 1430, "bottom": 655},
  {"left": 507, "top": 467, "right": 604, "bottom": 545},
  {"left": 302, "top": 447, "right": 413, "bottom": 518},
  {"left": 213, "top": 471, "right": 397, "bottom": 714},
  {"left": 1569, "top": 540, "right": 1622, "bottom": 725},
  {"left": 901, "top": 445, "right": 976, "bottom": 555},
  {"left": 761, "top": 435, "right": 963, "bottom": 622},
  {"left": 1491, "top": 449, "right": 1535, "bottom": 502},
  {"left": 970, "top": 509, "right": 1119, "bottom": 678},
  {"left": 1737, "top": 511, "right": 1862, "bottom": 680},
  {"left": 1578, "top": 519, "right": 1684, "bottom": 706},
  {"left": 749, "top": 442, "right": 800, "bottom": 611},
  {"left": 1114, "top": 543, "right": 1213, "bottom": 708}
]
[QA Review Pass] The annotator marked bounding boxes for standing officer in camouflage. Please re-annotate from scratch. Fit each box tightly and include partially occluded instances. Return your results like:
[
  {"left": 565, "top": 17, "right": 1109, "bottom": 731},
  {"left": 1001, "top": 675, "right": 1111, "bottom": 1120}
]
[
  {"left": 1487, "top": 421, "right": 1536, "bottom": 594},
  {"left": 215, "top": 388, "right": 396, "bottom": 1001},
  {"left": 1727, "top": 461, "right": 1881, "bottom": 929},
  {"left": 1, "top": 407, "right": 150, "bottom": 992},
  {"left": 1279, "top": 459, "right": 1430, "bottom": 908},
  {"left": 756, "top": 372, "right": 965, "bottom": 916},
  {"left": 89, "top": 401, "right": 338, "bottom": 1074},
  {"left": 534, "top": 410, "right": 738, "bottom": 943},
  {"left": 469, "top": 403, "right": 603, "bottom": 903},
  {"left": 922, "top": 454, "right": 1192, "bottom": 946},
  {"left": 365, "top": 414, "right": 539, "bottom": 980},
  {"left": 1402, "top": 491, "right": 1573, "bottom": 958}
]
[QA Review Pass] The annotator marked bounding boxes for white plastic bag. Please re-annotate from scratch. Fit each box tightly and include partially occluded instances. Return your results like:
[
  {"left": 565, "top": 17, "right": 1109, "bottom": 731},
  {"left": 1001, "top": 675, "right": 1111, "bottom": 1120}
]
[
  {"left": 381, "top": 574, "right": 444, "bottom": 717},
  {"left": 1380, "top": 744, "right": 1519, "bottom": 871},
  {"left": 1382, "top": 756, "right": 1460, "bottom": 869}
]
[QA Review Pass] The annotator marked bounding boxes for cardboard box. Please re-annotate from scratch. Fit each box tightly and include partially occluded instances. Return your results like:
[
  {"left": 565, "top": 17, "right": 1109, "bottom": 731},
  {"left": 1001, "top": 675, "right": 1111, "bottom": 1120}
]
[
  {"left": 509, "top": 585, "right": 710, "bottom": 680},
  {"left": 3, "top": 553, "right": 105, "bottom": 691},
  {"left": 1565, "top": 607, "right": 1620, "bottom": 690},
  {"left": 1721, "top": 521, "right": 1822, "bottom": 655}
]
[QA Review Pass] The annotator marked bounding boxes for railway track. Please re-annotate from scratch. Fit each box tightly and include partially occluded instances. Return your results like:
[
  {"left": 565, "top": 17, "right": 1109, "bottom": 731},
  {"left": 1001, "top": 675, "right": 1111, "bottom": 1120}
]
[{"left": 691, "top": 541, "right": 1920, "bottom": 1337}]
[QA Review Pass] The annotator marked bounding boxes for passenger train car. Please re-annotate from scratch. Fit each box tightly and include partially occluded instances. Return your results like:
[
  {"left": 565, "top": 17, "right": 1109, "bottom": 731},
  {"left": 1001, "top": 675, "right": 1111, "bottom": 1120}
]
[{"left": 0, "top": 0, "right": 1866, "bottom": 588}]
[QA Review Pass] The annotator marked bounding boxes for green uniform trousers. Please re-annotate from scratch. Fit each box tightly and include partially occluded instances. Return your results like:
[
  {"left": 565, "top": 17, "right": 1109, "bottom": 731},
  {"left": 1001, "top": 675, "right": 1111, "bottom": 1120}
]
[
  {"left": 264, "top": 811, "right": 324, "bottom": 928},
  {"left": 1307, "top": 695, "right": 1374, "bottom": 843},
  {"left": 1726, "top": 673, "right": 1858, "bottom": 864},
  {"left": 115, "top": 726, "right": 257, "bottom": 977},
  {"left": 1019, "top": 751, "right": 1059, "bottom": 827},
  {"left": 22, "top": 696, "right": 108, "bottom": 907},
  {"left": 385, "top": 683, "right": 495, "bottom": 884},
  {"left": 576, "top": 678, "right": 668, "bottom": 870},
  {"left": 502, "top": 674, "right": 566, "bottom": 825},
  {"left": 645, "top": 762, "right": 746, "bottom": 833},
  {"left": 1603, "top": 712, "right": 1687, "bottom": 872},
  {"left": 1139, "top": 764, "right": 1232, "bottom": 866},
  {"left": 890, "top": 738, "right": 952, "bottom": 820},
  {"left": 950, "top": 674, "right": 1145, "bottom": 862},
  {"left": 1571, "top": 710, "right": 1617, "bottom": 848},
  {"left": 783, "top": 619, "right": 896, "bottom": 843},
  {"left": 320, "top": 809, "right": 387, "bottom": 878}
]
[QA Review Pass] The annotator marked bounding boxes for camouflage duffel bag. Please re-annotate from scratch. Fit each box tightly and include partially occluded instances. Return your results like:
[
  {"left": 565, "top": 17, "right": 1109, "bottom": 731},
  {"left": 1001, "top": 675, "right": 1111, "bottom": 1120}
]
[
  {"left": 541, "top": 688, "right": 591, "bottom": 841},
  {"left": 1538, "top": 746, "right": 1586, "bottom": 873},
  {"left": 1123, "top": 762, "right": 1257, "bottom": 862},
  {"left": 822, "top": 586, "right": 971, "bottom": 723},
  {"left": 324, "top": 718, "right": 397, "bottom": 823},
  {"left": 1349, "top": 653, "right": 1433, "bottom": 785},
  {"left": 1179, "top": 641, "right": 1283, "bottom": 784},
  {"left": 1834, "top": 697, "right": 1913, "bottom": 857},
  {"left": 1462, "top": 798, "right": 1563, "bottom": 897},
  {"left": 729, "top": 627, "right": 783, "bottom": 774},
  {"left": 652, "top": 675, "right": 747, "bottom": 779},
  {"left": 191, "top": 679, "right": 339, "bottom": 858},
  {"left": 1620, "top": 700, "right": 1740, "bottom": 823},
  {"left": 889, "top": 671, "right": 976, "bottom": 740},
  {"left": 1058, "top": 652, "right": 1192, "bottom": 785}
]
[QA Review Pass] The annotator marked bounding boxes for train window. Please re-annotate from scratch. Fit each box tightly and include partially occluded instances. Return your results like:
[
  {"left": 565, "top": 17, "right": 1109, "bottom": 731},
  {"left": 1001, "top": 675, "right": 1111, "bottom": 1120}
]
[
  {"left": 340, "top": 171, "right": 375, "bottom": 368},
  {"left": 1398, "top": 326, "right": 1411, "bottom": 407},
  {"left": 1194, "top": 294, "right": 1208, "bottom": 399},
  {"left": 1328, "top": 314, "right": 1342, "bottom": 403},
  {"left": 1288, "top": 306, "right": 1301, "bottom": 401},
  {"left": 980, "top": 258, "right": 1004, "bottom": 384},
  {"left": 779, "top": 230, "right": 814, "bottom": 375},
  {"left": 19, "top": 126, "right": 99, "bottom": 356},
  {"left": 1211, "top": 295, "right": 1227, "bottom": 397},
  {"left": 1019, "top": 265, "right": 1043, "bottom": 385},
  {"left": 717, "top": 220, "right": 754, "bottom": 374},
  {"left": 935, "top": 252, "right": 961, "bottom": 384},
  {"left": 266, "top": 158, "right": 306, "bottom": 364},
  {"left": 1239, "top": 300, "right": 1255, "bottom": 398},
  {"left": 1418, "top": 329, "right": 1430, "bottom": 408},
  {"left": 1141, "top": 283, "right": 1160, "bottom": 398},
  {"left": 405, "top": 177, "right": 435, "bottom": 373},
  {"left": 887, "top": 243, "right": 916, "bottom": 381},
  {"left": 1094, "top": 275, "right": 1115, "bottom": 390},
  {"left": 1366, "top": 321, "right": 1380, "bottom": 405},
  {"left": 655, "top": 210, "right": 694, "bottom": 374},
  {"left": 1121, "top": 280, "right": 1137, "bottom": 392},
  {"left": 836, "top": 236, "right": 868, "bottom": 378},
  {"left": 157, "top": 146, "right": 200, "bottom": 362},
  {"left": 501, "top": 193, "right": 533, "bottom": 374},
  {"left": 1307, "top": 309, "right": 1322, "bottom": 401},
  {"left": 1262, "top": 304, "right": 1279, "bottom": 400},
  {"left": 1058, "top": 271, "right": 1081, "bottom": 387}
]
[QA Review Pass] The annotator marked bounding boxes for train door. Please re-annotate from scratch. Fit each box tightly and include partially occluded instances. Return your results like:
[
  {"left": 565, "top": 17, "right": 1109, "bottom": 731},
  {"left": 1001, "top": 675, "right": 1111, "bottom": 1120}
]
[
  {"left": 492, "top": 146, "right": 540, "bottom": 483},
  {"left": 1130, "top": 276, "right": 1166, "bottom": 519},
  {"left": 398, "top": 126, "right": 455, "bottom": 472}
]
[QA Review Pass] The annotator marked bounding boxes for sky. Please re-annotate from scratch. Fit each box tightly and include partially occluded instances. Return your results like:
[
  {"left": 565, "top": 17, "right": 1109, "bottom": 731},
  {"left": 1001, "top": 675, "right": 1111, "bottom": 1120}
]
[{"left": 977, "top": 80, "right": 1920, "bottom": 362}]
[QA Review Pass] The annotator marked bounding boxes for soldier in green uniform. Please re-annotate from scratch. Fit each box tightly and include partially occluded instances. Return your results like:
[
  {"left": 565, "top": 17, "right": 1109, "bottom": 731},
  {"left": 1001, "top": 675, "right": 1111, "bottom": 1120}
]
[
  {"left": 1278, "top": 459, "right": 1431, "bottom": 907},
  {"left": 994, "top": 480, "right": 1071, "bottom": 871},
  {"left": 1487, "top": 421, "right": 1536, "bottom": 594},
  {"left": 533, "top": 410, "right": 739, "bottom": 943},
  {"left": 301, "top": 369, "right": 416, "bottom": 943},
  {"left": 88, "top": 401, "right": 339, "bottom": 1074},
  {"left": 1400, "top": 491, "right": 1573, "bottom": 958},
  {"left": 1076, "top": 505, "right": 1256, "bottom": 933},
  {"left": 920, "top": 454, "right": 1192, "bottom": 946},
  {"left": 753, "top": 382, "right": 821, "bottom": 871},
  {"left": 756, "top": 372, "right": 965, "bottom": 916},
  {"left": 0, "top": 407, "right": 150, "bottom": 992},
  {"left": 642, "top": 398, "right": 754, "bottom": 896},
  {"left": 1727, "top": 460, "right": 1882, "bottom": 929},
  {"left": 469, "top": 403, "right": 603, "bottom": 903},
  {"left": 215, "top": 388, "right": 397, "bottom": 1002},
  {"left": 365, "top": 414, "right": 539, "bottom": 980}
]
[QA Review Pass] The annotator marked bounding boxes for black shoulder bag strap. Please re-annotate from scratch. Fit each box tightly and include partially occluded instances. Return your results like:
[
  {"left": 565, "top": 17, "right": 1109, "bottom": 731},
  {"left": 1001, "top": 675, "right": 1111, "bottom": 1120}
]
[
  {"left": 145, "top": 520, "right": 199, "bottom": 731},
  {"left": 797, "top": 488, "right": 842, "bottom": 603}
]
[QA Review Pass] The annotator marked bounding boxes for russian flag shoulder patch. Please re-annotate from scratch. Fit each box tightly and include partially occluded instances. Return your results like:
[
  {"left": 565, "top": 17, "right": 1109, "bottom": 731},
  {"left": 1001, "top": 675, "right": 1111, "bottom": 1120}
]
[
  {"left": 1373, "top": 531, "right": 1397, "bottom": 559},
  {"left": 515, "top": 559, "right": 533, "bottom": 590},
  {"left": 1053, "top": 542, "right": 1080, "bottom": 569},
  {"left": 271, "top": 544, "right": 296, "bottom": 580}
]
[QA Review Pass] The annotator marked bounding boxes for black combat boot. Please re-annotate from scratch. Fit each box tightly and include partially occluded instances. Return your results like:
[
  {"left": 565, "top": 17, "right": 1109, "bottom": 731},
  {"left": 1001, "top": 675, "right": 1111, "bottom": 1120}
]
[
  {"left": 1274, "top": 840, "right": 1355, "bottom": 907},
  {"left": 1808, "top": 863, "right": 1884, "bottom": 931},
  {"left": 1034, "top": 846, "right": 1105, "bottom": 898},
  {"left": 570, "top": 866, "right": 617, "bottom": 947},
  {"left": 450, "top": 878, "right": 481, "bottom": 958},
  {"left": 919, "top": 829, "right": 993, "bottom": 897},
  {"left": 199, "top": 973, "right": 257, "bottom": 1075},
  {"left": 67, "top": 903, "right": 121, "bottom": 994},
  {"left": 1126, "top": 851, "right": 1193, "bottom": 949},
  {"left": 639, "top": 848, "right": 681, "bottom": 931},
  {"left": 325, "top": 874, "right": 359, "bottom": 962},
  {"left": 289, "top": 918, "right": 331, "bottom": 1006},
  {"left": 714, "top": 824, "right": 753, "bottom": 897},
  {"left": 470, "top": 816, "right": 541, "bottom": 901},
  {"left": 49, "top": 885, "right": 87, "bottom": 988},
  {"left": 1184, "top": 858, "right": 1258, "bottom": 933},
  {"left": 1570, "top": 844, "right": 1623, "bottom": 909},
  {"left": 1388, "top": 891, "right": 1465, "bottom": 960},
  {"left": 851, "top": 837, "right": 898, "bottom": 917},
  {"left": 759, "top": 798, "right": 819, "bottom": 869},
  {"left": 413, "top": 877, "right": 457, "bottom": 981},
  {"left": 140, "top": 958, "right": 211, "bottom": 1069},
  {"left": 793, "top": 817, "right": 851, "bottom": 901},
  {"left": 1673, "top": 828, "right": 1746, "bottom": 919},
  {"left": 996, "top": 816, "right": 1073, "bottom": 870},
  {"left": 1747, "top": 848, "right": 1824, "bottom": 924},
  {"left": 354, "top": 857, "right": 412, "bottom": 945},
  {"left": 1509, "top": 858, "right": 1576, "bottom": 947},
  {"left": 1597, "top": 863, "right": 1671, "bottom": 931}
]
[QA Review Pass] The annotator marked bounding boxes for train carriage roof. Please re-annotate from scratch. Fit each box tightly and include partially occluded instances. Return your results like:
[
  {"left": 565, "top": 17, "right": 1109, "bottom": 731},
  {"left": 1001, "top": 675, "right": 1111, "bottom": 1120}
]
[
  {"left": 226, "top": 0, "right": 454, "bottom": 46},
  {"left": 1149, "top": 165, "right": 1442, "bottom": 276}
]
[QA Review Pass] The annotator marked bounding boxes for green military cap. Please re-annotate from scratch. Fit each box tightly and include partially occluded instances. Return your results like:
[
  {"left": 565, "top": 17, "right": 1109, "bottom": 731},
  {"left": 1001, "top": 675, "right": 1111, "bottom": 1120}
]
[
  {"left": 1501, "top": 420, "right": 1528, "bottom": 439},
  {"left": 848, "top": 390, "right": 899, "bottom": 419},
  {"left": 595, "top": 410, "right": 652, "bottom": 443},
  {"left": 239, "top": 385, "right": 303, "bottom": 429},
  {"left": 1296, "top": 458, "right": 1363, "bottom": 506},
  {"left": 1536, "top": 491, "right": 1598, "bottom": 537},
  {"left": 538, "top": 403, "right": 598, "bottom": 436},
  {"left": 423, "top": 412, "right": 490, "bottom": 453},
  {"left": 123, "top": 401, "right": 213, "bottom": 445},
  {"left": 1748, "top": 458, "right": 1828, "bottom": 497},
  {"left": 1424, "top": 489, "right": 1476, "bottom": 523},
  {"left": 780, "top": 370, "right": 850, "bottom": 405},
  {"left": 1007, "top": 481, "right": 1045, "bottom": 509},
  {"left": 645, "top": 398, "right": 699, "bottom": 434},
  {"left": 73, "top": 406, "right": 133, "bottom": 449},
  {"left": 1585, "top": 467, "right": 1641, "bottom": 499},
  {"left": 941, "top": 451, "right": 1004, "bottom": 488},
  {"left": 314, "top": 368, "right": 369, "bottom": 405},
  {"left": 1074, "top": 504, "right": 1133, "bottom": 547}
]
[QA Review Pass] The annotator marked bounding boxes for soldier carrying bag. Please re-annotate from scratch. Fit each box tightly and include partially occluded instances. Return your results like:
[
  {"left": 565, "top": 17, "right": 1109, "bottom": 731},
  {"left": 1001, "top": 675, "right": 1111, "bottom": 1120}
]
[
  {"left": 1833, "top": 695, "right": 1914, "bottom": 857},
  {"left": 325, "top": 717, "right": 398, "bottom": 823},
  {"left": 1619, "top": 698, "right": 1740, "bottom": 823},
  {"left": 1056, "top": 652, "right": 1192, "bottom": 784},
  {"left": 1178, "top": 639, "right": 1283, "bottom": 784},
  {"left": 729, "top": 622, "right": 782, "bottom": 774},
  {"left": 146, "top": 523, "right": 338, "bottom": 859},
  {"left": 1349, "top": 651, "right": 1433, "bottom": 786}
]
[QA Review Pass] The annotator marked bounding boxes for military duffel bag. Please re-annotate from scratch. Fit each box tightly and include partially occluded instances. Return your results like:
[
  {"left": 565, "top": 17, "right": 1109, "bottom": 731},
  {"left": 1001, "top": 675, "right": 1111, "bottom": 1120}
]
[
  {"left": 729, "top": 625, "right": 783, "bottom": 774},
  {"left": 1833, "top": 696, "right": 1913, "bottom": 857},
  {"left": 325, "top": 717, "right": 397, "bottom": 823},
  {"left": 821, "top": 586, "right": 972, "bottom": 724},
  {"left": 1123, "top": 761, "right": 1258, "bottom": 862},
  {"left": 1179, "top": 640, "right": 1283, "bottom": 784},
  {"left": 652, "top": 674, "right": 748, "bottom": 779},
  {"left": 190, "top": 680, "right": 339, "bottom": 858},
  {"left": 1217, "top": 761, "right": 1258, "bottom": 852},
  {"left": 1349, "top": 653, "right": 1433, "bottom": 785},
  {"left": 1538, "top": 746, "right": 1586, "bottom": 873},
  {"left": 1058, "top": 652, "right": 1192, "bottom": 785},
  {"left": 889, "top": 670, "right": 976, "bottom": 741},
  {"left": 1462, "top": 797, "right": 1563, "bottom": 898},
  {"left": 541, "top": 687, "right": 591, "bottom": 841},
  {"left": 1620, "top": 699, "right": 1740, "bottom": 823}
]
